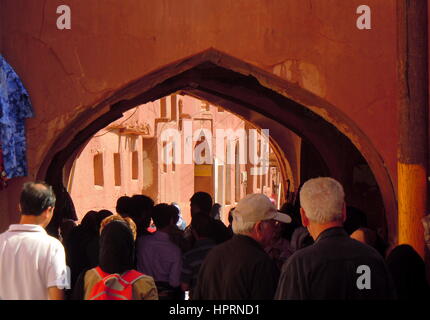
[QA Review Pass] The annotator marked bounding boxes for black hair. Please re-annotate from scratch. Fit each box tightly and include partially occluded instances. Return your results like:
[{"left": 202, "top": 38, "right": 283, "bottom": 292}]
[
  {"left": 129, "top": 195, "right": 154, "bottom": 236},
  {"left": 129, "top": 195, "right": 154, "bottom": 219},
  {"left": 98, "top": 209, "right": 114, "bottom": 218},
  {"left": 386, "top": 244, "right": 430, "bottom": 299},
  {"left": 116, "top": 196, "right": 132, "bottom": 217},
  {"left": 152, "top": 203, "right": 177, "bottom": 229},
  {"left": 170, "top": 204, "right": 179, "bottom": 224},
  {"left": 80, "top": 210, "right": 98, "bottom": 234},
  {"left": 99, "top": 219, "right": 135, "bottom": 274},
  {"left": 190, "top": 192, "right": 213, "bottom": 215},
  {"left": 20, "top": 182, "right": 56, "bottom": 216},
  {"left": 97, "top": 210, "right": 114, "bottom": 231},
  {"left": 344, "top": 206, "right": 368, "bottom": 235}
]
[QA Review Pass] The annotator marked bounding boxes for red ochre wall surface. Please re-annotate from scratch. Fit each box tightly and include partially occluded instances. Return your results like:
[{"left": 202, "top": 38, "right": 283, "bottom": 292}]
[{"left": 0, "top": 1, "right": 403, "bottom": 243}]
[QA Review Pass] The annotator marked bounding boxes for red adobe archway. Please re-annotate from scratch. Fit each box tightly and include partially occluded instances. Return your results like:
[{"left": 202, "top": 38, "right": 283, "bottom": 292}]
[{"left": 37, "top": 49, "right": 397, "bottom": 243}]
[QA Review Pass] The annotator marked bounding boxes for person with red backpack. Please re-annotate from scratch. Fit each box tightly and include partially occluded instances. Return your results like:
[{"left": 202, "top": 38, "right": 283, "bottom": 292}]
[{"left": 72, "top": 215, "right": 158, "bottom": 300}]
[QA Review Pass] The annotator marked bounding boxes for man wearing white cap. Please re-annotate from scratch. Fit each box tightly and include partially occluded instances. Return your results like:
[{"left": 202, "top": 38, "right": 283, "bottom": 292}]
[{"left": 193, "top": 193, "right": 291, "bottom": 300}]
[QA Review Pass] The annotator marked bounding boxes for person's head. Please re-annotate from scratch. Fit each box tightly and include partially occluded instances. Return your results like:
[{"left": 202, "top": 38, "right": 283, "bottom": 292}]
[
  {"left": 19, "top": 182, "right": 56, "bottom": 227},
  {"left": 116, "top": 196, "right": 132, "bottom": 217},
  {"left": 129, "top": 195, "right": 154, "bottom": 232},
  {"left": 98, "top": 215, "right": 137, "bottom": 274},
  {"left": 171, "top": 202, "right": 186, "bottom": 229},
  {"left": 232, "top": 193, "right": 291, "bottom": 247},
  {"left": 129, "top": 195, "right": 154, "bottom": 218},
  {"left": 350, "top": 227, "right": 377, "bottom": 247},
  {"left": 344, "top": 206, "right": 368, "bottom": 235},
  {"left": 96, "top": 210, "right": 114, "bottom": 234},
  {"left": 190, "top": 192, "right": 212, "bottom": 217},
  {"left": 60, "top": 219, "right": 77, "bottom": 242},
  {"left": 152, "top": 204, "right": 178, "bottom": 230},
  {"left": 210, "top": 203, "right": 222, "bottom": 220},
  {"left": 80, "top": 210, "right": 98, "bottom": 233},
  {"left": 99, "top": 215, "right": 136, "bottom": 239},
  {"left": 227, "top": 207, "right": 235, "bottom": 226},
  {"left": 171, "top": 205, "right": 180, "bottom": 225},
  {"left": 299, "top": 177, "right": 346, "bottom": 239},
  {"left": 98, "top": 210, "right": 114, "bottom": 219},
  {"left": 171, "top": 202, "right": 180, "bottom": 213},
  {"left": 386, "top": 244, "right": 430, "bottom": 299}
]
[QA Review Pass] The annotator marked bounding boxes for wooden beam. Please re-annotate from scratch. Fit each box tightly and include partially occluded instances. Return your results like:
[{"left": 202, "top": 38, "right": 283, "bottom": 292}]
[{"left": 397, "top": 0, "right": 429, "bottom": 257}]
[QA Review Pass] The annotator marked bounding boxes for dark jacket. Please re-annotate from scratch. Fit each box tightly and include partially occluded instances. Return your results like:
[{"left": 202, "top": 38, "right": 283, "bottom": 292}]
[
  {"left": 193, "top": 235, "right": 279, "bottom": 300},
  {"left": 275, "top": 227, "right": 396, "bottom": 300}
]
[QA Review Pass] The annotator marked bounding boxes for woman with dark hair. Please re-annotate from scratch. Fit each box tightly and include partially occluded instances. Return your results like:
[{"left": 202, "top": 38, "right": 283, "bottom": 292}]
[
  {"left": 84, "top": 210, "right": 114, "bottom": 268},
  {"left": 386, "top": 244, "right": 430, "bottom": 300},
  {"left": 65, "top": 210, "right": 99, "bottom": 291},
  {"left": 73, "top": 216, "right": 158, "bottom": 300}
]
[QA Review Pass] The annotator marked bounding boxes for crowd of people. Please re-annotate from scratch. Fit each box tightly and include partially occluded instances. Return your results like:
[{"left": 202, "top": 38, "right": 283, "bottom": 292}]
[{"left": 0, "top": 178, "right": 429, "bottom": 300}]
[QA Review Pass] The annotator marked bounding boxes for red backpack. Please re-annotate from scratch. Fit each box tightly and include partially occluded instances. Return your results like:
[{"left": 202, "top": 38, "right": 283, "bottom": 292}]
[{"left": 88, "top": 266, "right": 145, "bottom": 300}]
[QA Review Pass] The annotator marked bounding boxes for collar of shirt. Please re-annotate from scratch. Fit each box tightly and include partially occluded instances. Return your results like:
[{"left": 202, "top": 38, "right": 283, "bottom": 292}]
[
  {"left": 315, "top": 227, "right": 347, "bottom": 243},
  {"left": 8, "top": 224, "right": 46, "bottom": 234}
]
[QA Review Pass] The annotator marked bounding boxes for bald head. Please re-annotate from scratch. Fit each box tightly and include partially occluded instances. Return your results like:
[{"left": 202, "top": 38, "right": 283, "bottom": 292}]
[{"left": 20, "top": 182, "right": 56, "bottom": 216}]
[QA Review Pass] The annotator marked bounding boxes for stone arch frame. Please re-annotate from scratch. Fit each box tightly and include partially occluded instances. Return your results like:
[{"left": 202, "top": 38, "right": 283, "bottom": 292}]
[{"left": 37, "top": 48, "right": 397, "bottom": 243}]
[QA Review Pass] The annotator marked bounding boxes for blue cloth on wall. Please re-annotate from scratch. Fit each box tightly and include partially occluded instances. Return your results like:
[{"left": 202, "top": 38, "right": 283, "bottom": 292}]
[{"left": 0, "top": 55, "right": 34, "bottom": 179}]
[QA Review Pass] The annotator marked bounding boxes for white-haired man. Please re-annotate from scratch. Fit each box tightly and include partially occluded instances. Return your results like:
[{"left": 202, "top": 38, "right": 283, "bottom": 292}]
[
  {"left": 193, "top": 193, "right": 291, "bottom": 299},
  {"left": 275, "top": 177, "right": 396, "bottom": 300}
]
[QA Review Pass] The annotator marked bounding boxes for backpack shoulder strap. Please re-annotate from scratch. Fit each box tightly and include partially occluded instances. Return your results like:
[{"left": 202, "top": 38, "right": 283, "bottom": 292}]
[
  {"left": 94, "top": 266, "right": 110, "bottom": 279},
  {"left": 121, "top": 270, "right": 145, "bottom": 284}
]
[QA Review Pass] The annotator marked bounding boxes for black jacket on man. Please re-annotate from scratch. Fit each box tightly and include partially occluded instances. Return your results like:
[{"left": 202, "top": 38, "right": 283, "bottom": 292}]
[
  {"left": 275, "top": 227, "right": 396, "bottom": 300},
  {"left": 193, "top": 235, "right": 279, "bottom": 300}
]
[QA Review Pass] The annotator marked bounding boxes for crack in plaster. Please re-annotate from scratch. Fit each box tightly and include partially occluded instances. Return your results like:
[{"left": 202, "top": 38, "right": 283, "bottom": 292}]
[
  {"left": 49, "top": 47, "right": 75, "bottom": 77},
  {"left": 29, "top": 36, "right": 74, "bottom": 77},
  {"left": 315, "top": 29, "right": 350, "bottom": 46},
  {"left": 38, "top": 0, "right": 47, "bottom": 40}
]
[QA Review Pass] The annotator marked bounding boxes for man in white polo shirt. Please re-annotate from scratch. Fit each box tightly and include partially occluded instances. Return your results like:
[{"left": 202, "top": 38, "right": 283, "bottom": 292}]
[{"left": 0, "top": 182, "right": 70, "bottom": 300}]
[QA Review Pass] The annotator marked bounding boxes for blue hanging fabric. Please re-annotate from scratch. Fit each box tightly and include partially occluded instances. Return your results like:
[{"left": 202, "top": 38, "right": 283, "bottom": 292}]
[{"left": 0, "top": 55, "right": 34, "bottom": 179}]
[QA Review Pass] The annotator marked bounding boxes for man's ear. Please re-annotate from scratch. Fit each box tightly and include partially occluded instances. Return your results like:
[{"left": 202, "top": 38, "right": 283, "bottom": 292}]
[
  {"left": 43, "top": 206, "right": 54, "bottom": 221},
  {"left": 254, "top": 221, "right": 264, "bottom": 237},
  {"left": 300, "top": 208, "right": 309, "bottom": 227}
]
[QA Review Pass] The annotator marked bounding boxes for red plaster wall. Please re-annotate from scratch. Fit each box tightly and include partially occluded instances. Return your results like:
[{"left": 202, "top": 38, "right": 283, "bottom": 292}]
[{"left": 0, "top": 0, "right": 398, "bottom": 231}]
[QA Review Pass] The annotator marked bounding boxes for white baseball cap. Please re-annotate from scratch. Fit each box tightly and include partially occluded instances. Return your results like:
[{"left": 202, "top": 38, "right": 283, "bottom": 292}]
[{"left": 234, "top": 193, "right": 291, "bottom": 225}]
